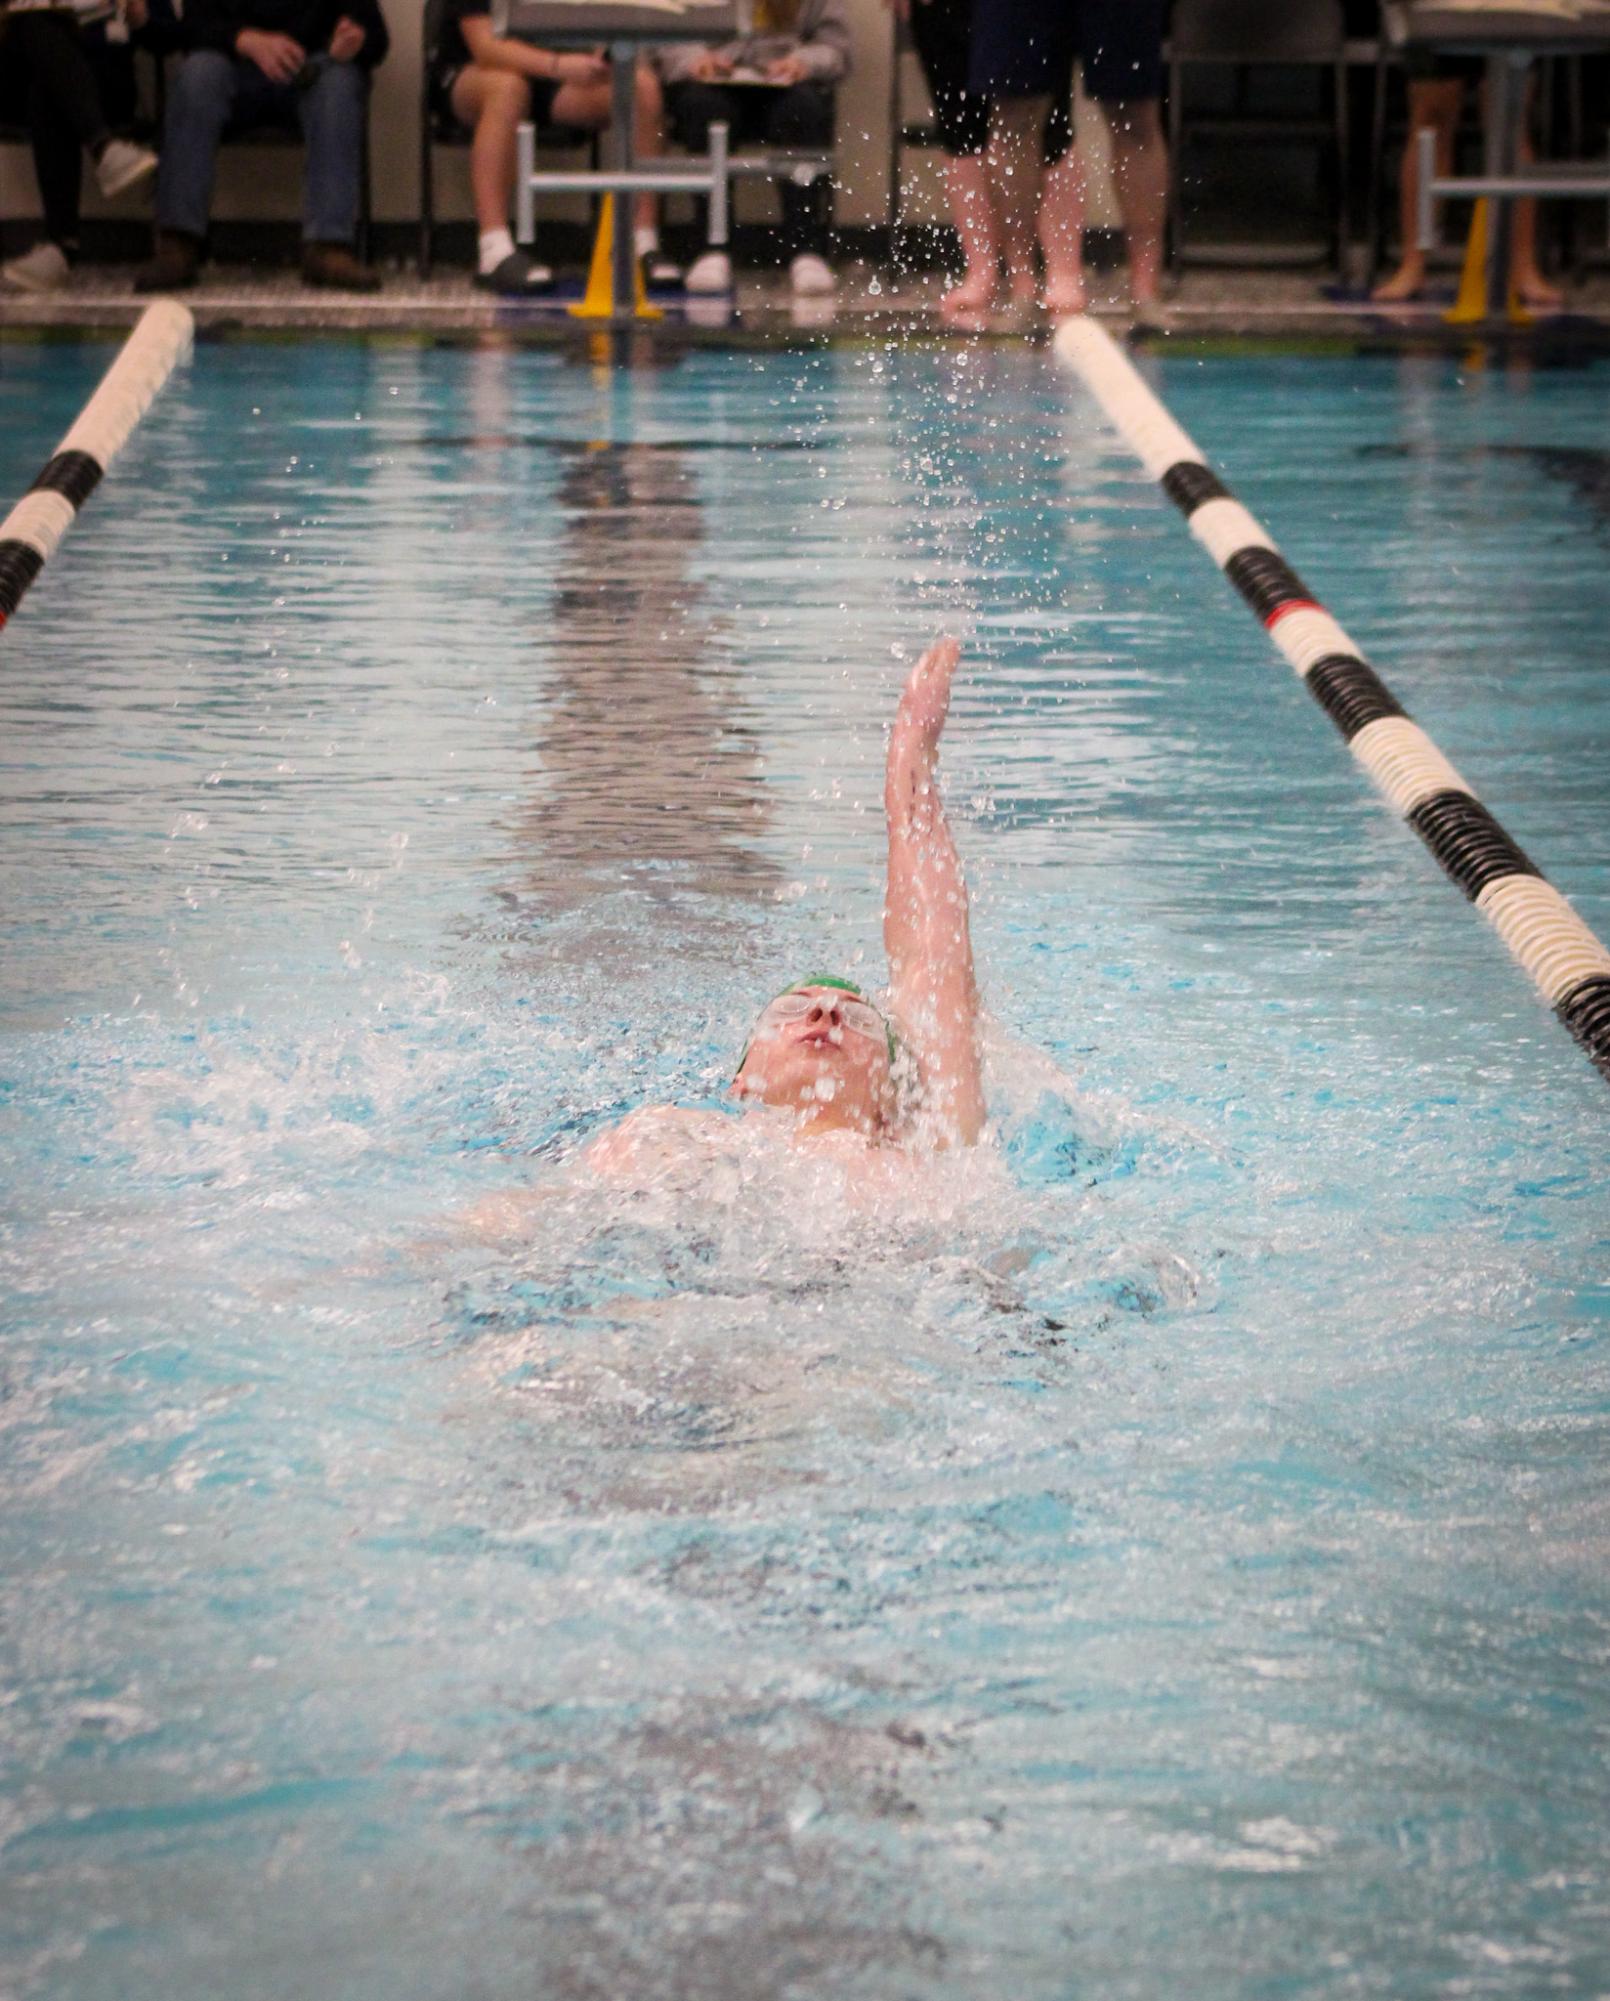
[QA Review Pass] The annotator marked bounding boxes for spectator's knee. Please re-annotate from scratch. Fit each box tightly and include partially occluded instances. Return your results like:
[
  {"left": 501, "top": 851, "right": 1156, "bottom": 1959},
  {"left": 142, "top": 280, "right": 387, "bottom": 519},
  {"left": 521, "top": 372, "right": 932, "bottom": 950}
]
[
  {"left": 668, "top": 82, "right": 723, "bottom": 148},
  {"left": 770, "top": 83, "right": 833, "bottom": 146},
  {"left": 480, "top": 67, "right": 530, "bottom": 120},
  {"left": 311, "top": 55, "right": 367, "bottom": 106},
  {"left": 170, "top": 49, "right": 235, "bottom": 120}
]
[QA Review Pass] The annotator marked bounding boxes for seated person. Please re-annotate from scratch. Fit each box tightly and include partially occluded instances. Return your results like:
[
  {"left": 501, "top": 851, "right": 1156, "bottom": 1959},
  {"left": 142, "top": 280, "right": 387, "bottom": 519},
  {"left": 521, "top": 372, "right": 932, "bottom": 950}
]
[
  {"left": 655, "top": 0, "right": 849, "bottom": 299},
  {"left": 584, "top": 636, "right": 985, "bottom": 1192},
  {"left": 0, "top": 0, "right": 169, "bottom": 294},
  {"left": 1373, "top": 55, "right": 1561, "bottom": 307},
  {"left": 134, "top": 0, "right": 389, "bottom": 293},
  {"left": 429, "top": 0, "right": 676, "bottom": 295}
]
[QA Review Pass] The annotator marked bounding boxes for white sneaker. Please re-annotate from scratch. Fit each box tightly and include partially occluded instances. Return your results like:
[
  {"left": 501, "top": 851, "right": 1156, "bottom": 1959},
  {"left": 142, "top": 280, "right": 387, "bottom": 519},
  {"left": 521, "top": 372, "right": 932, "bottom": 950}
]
[
  {"left": 1, "top": 241, "right": 71, "bottom": 292},
  {"left": 95, "top": 138, "right": 159, "bottom": 200},
  {"left": 789, "top": 252, "right": 835, "bottom": 298},
  {"left": 685, "top": 249, "right": 733, "bottom": 295}
]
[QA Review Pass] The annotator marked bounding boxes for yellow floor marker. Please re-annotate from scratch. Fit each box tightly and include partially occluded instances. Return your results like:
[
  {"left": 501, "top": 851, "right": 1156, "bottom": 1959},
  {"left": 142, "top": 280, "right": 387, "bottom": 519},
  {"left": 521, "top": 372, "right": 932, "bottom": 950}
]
[
  {"left": 1444, "top": 198, "right": 1533, "bottom": 328},
  {"left": 568, "top": 195, "right": 661, "bottom": 322}
]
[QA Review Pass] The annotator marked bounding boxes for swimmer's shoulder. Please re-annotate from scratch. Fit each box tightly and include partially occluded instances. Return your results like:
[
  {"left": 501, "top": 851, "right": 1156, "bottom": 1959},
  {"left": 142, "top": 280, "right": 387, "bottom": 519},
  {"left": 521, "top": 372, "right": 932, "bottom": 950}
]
[{"left": 584, "top": 1104, "right": 735, "bottom": 1176}]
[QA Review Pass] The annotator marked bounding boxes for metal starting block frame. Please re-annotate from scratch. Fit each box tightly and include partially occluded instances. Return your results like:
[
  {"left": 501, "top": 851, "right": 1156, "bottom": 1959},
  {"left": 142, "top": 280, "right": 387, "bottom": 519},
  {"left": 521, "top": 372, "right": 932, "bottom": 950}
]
[
  {"left": 493, "top": 0, "right": 749, "bottom": 316},
  {"left": 724, "top": 148, "right": 833, "bottom": 190},
  {"left": 514, "top": 120, "right": 732, "bottom": 251}
]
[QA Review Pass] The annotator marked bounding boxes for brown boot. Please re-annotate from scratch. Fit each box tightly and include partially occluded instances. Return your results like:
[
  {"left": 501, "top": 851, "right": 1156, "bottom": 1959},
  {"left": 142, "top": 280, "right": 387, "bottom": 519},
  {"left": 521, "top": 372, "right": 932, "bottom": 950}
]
[
  {"left": 133, "top": 231, "right": 201, "bottom": 294},
  {"left": 301, "top": 242, "right": 381, "bottom": 293}
]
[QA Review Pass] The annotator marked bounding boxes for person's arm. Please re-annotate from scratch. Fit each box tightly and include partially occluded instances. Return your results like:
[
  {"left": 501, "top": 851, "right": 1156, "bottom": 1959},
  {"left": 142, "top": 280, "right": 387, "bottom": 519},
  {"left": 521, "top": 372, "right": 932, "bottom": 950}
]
[
  {"left": 656, "top": 38, "right": 729, "bottom": 86},
  {"left": 785, "top": 0, "right": 850, "bottom": 83},
  {"left": 883, "top": 636, "right": 985, "bottom": 1147},
  {"left": 459, "top": 11, "right": 606, "bottom": 86},
  {"left": 335, "top": 0, "right": 386, "bottom": 67}
]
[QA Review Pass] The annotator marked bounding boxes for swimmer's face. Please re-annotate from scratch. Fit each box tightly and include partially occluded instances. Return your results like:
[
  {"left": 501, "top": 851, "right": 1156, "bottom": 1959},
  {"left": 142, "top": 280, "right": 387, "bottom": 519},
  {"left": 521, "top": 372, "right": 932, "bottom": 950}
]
[{"left": 732, "top": 985, "right": 896, "bottom": 1134}]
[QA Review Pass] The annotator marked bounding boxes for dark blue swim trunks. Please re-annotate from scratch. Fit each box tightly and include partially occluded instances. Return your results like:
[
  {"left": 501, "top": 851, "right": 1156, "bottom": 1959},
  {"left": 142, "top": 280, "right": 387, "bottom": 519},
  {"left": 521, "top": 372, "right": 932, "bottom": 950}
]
[{"left": 969, "top": 0, "right": 1167, "bottom": 104}]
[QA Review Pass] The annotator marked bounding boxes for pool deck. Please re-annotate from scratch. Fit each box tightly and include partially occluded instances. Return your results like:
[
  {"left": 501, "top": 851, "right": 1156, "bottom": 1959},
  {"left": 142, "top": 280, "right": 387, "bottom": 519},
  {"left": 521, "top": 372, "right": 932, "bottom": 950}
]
[{"left": 5, "top": 261, "right": 1610, "bottom": 347}]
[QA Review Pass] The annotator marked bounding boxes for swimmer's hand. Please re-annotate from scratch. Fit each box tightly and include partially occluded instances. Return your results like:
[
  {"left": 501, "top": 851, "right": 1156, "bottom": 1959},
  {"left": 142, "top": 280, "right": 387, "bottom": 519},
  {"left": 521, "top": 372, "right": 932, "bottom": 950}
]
[{"left": 892, "top": 636, "right": 956, "bottom": 768}]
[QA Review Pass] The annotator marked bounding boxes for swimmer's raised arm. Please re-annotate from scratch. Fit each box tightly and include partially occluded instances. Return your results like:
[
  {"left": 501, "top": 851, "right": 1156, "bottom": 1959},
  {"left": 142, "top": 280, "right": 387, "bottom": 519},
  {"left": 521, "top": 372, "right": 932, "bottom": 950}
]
[{"left": 883, "top": 637, "right": 985, "bottom": 1147}]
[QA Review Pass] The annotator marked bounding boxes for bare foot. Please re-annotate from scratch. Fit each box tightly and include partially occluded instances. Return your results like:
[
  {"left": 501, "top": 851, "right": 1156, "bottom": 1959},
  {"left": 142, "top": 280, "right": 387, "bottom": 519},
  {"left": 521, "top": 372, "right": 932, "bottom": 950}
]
[
  {"left": 1515, "top": 271, "right": 1564, "bottom": 310},
  {"left": 1042, "top": 272, "right": 1087, "bottom": 319},
  {"left": 939, "top": 269, "right": 996, "bottom": 322},
  {"left": 1372, "top": 261, "right": 1427, "bottom": 303},
  {"left": 993, "top": 279, "right": 1038, "bottom": 333}
]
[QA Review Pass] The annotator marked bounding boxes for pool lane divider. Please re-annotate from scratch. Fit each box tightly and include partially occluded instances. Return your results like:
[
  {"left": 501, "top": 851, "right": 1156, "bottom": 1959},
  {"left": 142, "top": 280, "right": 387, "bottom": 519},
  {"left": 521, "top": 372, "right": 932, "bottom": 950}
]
[
  {"left": 1053, "top": 316, "right": 1610, "bottom": 1087},
  {"left": 0, "top": 300, "right": 194, "bottom": 635}
]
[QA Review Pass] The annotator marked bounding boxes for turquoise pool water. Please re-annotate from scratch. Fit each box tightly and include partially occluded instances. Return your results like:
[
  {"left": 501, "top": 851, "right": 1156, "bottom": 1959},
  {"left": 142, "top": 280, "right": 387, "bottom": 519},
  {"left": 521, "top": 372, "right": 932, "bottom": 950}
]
[{"left": 1, "top": 332, "right": 1608, "bottom": 1999}]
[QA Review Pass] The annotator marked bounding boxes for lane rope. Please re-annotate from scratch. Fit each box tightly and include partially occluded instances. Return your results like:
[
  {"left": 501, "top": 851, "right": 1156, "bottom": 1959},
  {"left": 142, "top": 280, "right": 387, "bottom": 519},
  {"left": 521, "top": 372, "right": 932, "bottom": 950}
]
[
  {"left": 1054, "top": 316, "right": 1610, "bottom": 1087},
  {"left": 0, "top": 301, "right": 194, "bottom": 635}
]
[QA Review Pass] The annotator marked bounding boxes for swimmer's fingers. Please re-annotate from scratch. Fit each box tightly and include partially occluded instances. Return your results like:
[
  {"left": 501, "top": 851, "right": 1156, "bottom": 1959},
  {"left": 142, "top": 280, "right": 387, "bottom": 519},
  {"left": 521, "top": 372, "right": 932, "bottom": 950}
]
[
  {"left": 897, "top": 635, "right": 960, "bottom": 747},
  {"left": 912, "top": 634, "right": 960, "bottom": 694}
]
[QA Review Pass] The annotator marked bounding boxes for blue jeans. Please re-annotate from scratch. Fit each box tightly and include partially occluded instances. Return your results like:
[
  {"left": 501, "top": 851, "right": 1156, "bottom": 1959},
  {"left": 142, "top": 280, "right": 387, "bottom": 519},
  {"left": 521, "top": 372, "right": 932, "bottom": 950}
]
[{"left": 156, "top": 49, "right": 366, "bottom": 244}]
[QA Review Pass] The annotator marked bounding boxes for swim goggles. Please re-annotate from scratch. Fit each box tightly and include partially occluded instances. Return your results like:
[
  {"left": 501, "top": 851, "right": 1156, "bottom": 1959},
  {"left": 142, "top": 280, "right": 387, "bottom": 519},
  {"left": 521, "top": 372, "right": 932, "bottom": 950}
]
[
  {"left": 754, "top": 987, "right": 888, "bottom": 1043},
  {"left": 736, "top": 973, "right": 898, "bottom": 1073}
]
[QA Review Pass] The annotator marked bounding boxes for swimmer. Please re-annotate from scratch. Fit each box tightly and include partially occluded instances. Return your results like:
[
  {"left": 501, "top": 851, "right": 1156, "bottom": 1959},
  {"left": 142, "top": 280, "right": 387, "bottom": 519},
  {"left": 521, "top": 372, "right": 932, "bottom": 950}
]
[
  {"left": 587, "top": 634, "right": 985, "bottom": 1182},
  {"left": 458, "top": 636, "right": 983, "bottom": 1240}
]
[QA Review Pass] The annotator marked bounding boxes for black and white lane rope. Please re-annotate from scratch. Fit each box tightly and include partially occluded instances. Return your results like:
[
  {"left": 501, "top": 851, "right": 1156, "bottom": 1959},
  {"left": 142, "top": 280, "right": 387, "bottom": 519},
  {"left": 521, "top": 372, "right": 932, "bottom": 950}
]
[
  {"left": 0, "top": 301, "right": 193, "bottom": 635},
  {"left": 1054, "top": 316, "right": 1610, "bottom": 1086}
]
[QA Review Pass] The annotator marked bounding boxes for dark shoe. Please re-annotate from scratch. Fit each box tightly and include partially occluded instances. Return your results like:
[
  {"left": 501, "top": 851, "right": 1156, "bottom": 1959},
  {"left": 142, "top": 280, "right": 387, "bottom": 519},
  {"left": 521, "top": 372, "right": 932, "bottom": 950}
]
[
  {"left": 474, "top": 250, "right": 555, "bottom": 296},
  {"left": 133, "top": 231, "right": 200, "bottom": 294},
  {"left": 301, "top": 243, "right": 382, "bottom": 293}
]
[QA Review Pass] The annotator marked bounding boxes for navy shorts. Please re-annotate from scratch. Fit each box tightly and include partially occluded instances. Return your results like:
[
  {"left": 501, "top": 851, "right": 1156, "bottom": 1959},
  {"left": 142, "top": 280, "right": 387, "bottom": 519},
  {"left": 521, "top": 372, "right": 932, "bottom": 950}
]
[
  {"left": 911, "top": 0, "right": 1073, "bottom": 160},
  {"left": 433, "top": 65, "right": 560, "bottom": 132},
  {"left": 970, "top": 0, "right": 1166, "bottom": 105}
]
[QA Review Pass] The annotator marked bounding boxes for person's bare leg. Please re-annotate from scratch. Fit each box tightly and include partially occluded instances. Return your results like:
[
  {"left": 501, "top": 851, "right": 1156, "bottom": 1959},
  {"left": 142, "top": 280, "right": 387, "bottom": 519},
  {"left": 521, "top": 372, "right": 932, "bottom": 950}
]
[
  {"left": 553, "top": 70, "right": 662, "bottom": 236},
  {"left": 1103, "top": 97, "right": 1166, "bottom": 308},
  {"left": 1511, "top": 197, "right": 1562, "bottom": 306},
  {"left": 1510, "top": 129, "right": 1563, "bottom": 306},
  {"left": 452, "top": 68, "right": 529, "bottom": 235},
  {"left": 631, "top": 62, "right": 663, "bottom": 237},
  {"left": 985, "top": 92, "right": 1050, "bottom": 313},
  {"left": 1374, "top": 78, "right": 1461, "bottom": 301},
  {"left": 1038, "top": 145, "right": 1086, "bottom": 315},
  {"left": 939, "top": 150, "right": 998, "bottom": 319}
]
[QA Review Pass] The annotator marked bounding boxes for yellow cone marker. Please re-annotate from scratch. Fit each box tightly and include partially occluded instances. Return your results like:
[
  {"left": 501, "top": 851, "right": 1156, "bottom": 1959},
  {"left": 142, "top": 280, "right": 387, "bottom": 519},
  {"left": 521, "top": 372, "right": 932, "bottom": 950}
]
[
  {"left": 568, "top": 195, "right": 661, "bottom": 322},
  {"left": 1445, "top": 198, "right": 1532, "bottom": 328}
]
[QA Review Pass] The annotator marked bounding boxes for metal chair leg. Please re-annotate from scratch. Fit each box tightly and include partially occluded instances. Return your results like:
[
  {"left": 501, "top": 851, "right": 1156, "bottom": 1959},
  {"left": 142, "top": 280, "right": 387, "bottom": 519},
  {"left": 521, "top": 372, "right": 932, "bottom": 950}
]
[
  {"left": 1334, "top": 55, "right": 1350, "bottom": 273},
  {"left": 1166, "top": 55, "right": 1184, "bottom": 269},
  {"left": 420, "top": 119, "right": 433, "bottom": 276},
  {"left": 1366, "top": 48, "right": 1388, "bottom": 286},
  {"left": 353, "top": 88, "right": 372, "bottom": 264}
]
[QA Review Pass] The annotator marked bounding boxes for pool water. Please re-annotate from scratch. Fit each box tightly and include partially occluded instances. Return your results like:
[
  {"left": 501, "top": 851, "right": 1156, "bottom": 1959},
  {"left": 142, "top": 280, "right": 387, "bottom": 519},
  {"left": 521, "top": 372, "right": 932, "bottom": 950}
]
[{"left": 2, "top": 332, "right": 1608, "bottom": 1999}]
